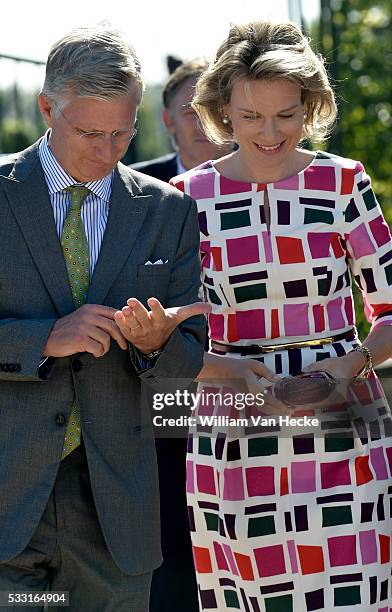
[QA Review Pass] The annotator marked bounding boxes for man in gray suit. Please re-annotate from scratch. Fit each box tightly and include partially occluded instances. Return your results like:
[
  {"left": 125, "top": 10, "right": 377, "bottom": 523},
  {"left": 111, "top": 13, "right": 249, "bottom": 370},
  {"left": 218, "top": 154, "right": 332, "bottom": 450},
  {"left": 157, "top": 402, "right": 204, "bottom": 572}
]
[{"left": 0, "top": 26, "right": 207, "bottom": 611}]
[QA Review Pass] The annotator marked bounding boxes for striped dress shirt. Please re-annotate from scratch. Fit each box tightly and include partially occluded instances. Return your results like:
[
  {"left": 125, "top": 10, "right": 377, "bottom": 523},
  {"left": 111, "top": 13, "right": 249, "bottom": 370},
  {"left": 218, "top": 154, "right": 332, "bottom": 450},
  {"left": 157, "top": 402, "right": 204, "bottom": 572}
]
[
  {"left": 37, "top": 133, "right": 153, "bottom": 372},
  {"left": 38, "top": 132, "right": 113, "bottom": 276}
]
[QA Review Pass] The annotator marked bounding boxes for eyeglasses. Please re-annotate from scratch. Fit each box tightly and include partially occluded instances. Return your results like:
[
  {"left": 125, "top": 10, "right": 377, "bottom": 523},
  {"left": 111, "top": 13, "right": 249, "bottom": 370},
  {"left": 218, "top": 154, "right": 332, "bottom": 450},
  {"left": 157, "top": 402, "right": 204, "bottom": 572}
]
[{"left": 54, "top": 102, "right": 138, "bottom": 146}]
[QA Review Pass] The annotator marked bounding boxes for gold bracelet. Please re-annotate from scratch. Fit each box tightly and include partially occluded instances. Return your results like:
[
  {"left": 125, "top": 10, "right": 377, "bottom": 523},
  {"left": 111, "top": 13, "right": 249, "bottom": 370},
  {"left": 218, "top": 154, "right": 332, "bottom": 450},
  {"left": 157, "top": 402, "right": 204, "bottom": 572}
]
[{"left": 350, "top": 345, "right": 373, "bottom": 378}]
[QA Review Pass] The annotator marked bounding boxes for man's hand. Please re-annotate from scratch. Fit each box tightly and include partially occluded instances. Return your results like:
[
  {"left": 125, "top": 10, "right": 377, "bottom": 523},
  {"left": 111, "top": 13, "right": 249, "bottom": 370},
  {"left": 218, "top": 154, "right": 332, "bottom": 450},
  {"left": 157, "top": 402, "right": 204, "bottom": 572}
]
[
  {"left": 114, "top": 297, "right": 211, "bottom": 354},
  {"left": 43, "top": 304, "right": 128, "bottom": 358}
]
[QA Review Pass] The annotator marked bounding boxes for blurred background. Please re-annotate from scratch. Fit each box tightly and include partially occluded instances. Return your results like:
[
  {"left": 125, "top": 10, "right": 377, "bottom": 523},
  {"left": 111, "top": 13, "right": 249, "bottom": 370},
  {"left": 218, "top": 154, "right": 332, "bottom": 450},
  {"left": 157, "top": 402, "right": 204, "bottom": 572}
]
[{"left": 1, "top": 0, "right": 391, "bottom": 338}]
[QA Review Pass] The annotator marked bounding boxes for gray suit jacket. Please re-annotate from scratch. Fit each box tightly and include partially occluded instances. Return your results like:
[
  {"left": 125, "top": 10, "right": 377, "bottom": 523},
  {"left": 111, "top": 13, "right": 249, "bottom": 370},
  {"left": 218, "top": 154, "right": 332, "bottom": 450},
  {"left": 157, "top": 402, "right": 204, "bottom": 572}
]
[{"left": 0, "top": 140, "right": 205, "bottom": 575}]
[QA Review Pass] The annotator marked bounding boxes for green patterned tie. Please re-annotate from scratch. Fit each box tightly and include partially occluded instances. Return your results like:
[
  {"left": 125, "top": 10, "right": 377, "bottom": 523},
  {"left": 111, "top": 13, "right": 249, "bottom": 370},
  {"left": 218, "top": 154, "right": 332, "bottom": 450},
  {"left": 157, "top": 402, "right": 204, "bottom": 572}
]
[{"left": 61, "top": 185, "right": 90, "bottom": 459}]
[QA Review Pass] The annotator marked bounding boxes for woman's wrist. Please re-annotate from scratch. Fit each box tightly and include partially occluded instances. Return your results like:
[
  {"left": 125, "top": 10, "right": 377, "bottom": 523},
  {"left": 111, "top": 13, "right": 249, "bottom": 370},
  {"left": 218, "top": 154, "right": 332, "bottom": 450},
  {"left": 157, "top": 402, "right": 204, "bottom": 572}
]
[
  {"left": 198, "top": 353, "right": 238, "bottom": 380},
  {"left": 341, "top": 350, "right": 367, "bottom": 378},
  {"left": 349, "top": 345, "right": 374, "bottom": 377}
]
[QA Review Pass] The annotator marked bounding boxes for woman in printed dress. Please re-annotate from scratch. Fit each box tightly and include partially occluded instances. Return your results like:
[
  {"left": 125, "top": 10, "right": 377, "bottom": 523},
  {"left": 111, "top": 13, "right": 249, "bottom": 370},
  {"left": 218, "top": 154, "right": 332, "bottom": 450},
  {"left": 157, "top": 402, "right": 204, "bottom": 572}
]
[{"left": 170, "top": 20, "right": 392, "bottom": 612}]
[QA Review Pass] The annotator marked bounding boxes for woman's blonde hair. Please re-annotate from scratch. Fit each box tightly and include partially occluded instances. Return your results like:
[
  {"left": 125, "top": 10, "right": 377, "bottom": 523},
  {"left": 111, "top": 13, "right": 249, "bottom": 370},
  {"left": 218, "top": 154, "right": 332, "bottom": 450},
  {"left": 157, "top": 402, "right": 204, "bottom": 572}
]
[{"left": 193, "top": 21, "right": 337, "bottom": 143}]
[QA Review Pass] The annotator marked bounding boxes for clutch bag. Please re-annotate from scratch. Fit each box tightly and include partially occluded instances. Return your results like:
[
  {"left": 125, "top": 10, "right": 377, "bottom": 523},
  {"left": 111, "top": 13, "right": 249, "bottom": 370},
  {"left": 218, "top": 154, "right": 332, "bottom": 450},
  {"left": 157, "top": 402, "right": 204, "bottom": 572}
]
[{"left": 273, "top": 371, "right": 337, "bottom": 407}]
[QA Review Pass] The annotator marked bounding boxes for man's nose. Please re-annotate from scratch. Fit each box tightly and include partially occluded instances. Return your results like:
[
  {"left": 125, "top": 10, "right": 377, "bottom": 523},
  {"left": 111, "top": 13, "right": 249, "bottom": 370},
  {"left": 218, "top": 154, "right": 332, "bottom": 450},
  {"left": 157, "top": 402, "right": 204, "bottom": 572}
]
[{"left": 94, "top": 137, "right": 118, "bottom": 162}]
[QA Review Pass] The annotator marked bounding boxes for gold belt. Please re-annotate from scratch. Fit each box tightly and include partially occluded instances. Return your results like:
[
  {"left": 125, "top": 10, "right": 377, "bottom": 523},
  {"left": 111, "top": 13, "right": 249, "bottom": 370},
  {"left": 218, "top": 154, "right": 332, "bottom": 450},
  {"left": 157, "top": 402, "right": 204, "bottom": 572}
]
[{"left": 210, "top": 329, "right": 356, "bottom": 355}]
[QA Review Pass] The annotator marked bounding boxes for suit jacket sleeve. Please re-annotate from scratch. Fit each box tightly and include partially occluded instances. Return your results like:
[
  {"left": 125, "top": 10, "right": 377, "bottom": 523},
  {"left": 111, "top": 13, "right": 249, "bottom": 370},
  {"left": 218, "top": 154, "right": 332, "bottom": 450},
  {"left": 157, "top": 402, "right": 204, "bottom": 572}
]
[
  {"left": 0, "top": 153, "right": 58, "bottom": 381},
  {"left": 129, "top": 195, "right": 205, "bottom": 389},
  {"left": 0, "top": 317, "right": 56, "bottom": 381}
]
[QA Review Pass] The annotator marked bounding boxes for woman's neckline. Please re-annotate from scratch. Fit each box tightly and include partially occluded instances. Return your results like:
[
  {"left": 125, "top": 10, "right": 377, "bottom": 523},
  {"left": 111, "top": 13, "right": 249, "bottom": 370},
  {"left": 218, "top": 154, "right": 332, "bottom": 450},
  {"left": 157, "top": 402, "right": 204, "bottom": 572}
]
[{"left": 210, "top": 149, "right": 320, "bottom": 186}]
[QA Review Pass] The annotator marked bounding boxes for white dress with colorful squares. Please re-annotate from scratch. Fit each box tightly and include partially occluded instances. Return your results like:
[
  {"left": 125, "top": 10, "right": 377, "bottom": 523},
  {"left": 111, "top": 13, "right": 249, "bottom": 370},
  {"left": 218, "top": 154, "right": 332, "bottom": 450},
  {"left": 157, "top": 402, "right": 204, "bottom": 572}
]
[{"left": 170, "top": 152, "right": 392, "bottom": 612}]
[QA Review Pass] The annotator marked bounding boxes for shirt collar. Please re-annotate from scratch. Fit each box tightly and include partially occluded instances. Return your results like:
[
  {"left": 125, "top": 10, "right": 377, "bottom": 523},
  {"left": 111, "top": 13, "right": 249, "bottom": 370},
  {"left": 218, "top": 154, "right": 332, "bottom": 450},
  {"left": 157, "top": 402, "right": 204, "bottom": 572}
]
[
  {"left": 38, "top": 130, "right": 112, "bottom": 203},
  {"left": 176, "top": 154, "right": 187, "bottom": 175}
]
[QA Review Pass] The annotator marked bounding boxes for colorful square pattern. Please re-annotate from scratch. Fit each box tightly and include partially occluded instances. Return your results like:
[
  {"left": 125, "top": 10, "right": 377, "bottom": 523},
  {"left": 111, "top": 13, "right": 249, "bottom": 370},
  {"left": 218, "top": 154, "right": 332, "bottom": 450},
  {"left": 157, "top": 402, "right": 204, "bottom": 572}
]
[{"left": 170, "top": 153, "right": 392, "bottom": 610}]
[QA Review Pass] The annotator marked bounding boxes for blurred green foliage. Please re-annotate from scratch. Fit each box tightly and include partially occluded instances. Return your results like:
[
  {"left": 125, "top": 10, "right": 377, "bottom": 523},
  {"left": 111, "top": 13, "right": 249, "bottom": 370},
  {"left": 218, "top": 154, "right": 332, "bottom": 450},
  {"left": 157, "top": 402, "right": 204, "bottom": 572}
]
[
  {"left": 121, "top": 85, "right": 170, "bottom": 165},
  {"left": 312, "top": 0, "right": 391, "bottom": 339},
  {"left": 0, "top": 88, "right": 45, "bottom": 153},
  {"left": 314, "top": 0, "right": 391, "bottom": 212},
  {"left": 0, "top": 118, "right": 41, "bottom": 152}
]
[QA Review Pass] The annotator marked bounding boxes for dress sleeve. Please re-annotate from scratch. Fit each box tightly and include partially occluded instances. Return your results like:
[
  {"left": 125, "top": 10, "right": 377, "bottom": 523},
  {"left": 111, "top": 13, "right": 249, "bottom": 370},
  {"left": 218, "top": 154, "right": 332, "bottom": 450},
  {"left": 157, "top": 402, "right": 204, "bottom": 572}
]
[
  {"left": 170, "top": 175, "right": 206, "bottom": 302},
  {"left": 343, "top": 161, "right": 392, "bottom": 330},
  {"left": 169, "top": 176, "right": 186, "bottom": 193}
]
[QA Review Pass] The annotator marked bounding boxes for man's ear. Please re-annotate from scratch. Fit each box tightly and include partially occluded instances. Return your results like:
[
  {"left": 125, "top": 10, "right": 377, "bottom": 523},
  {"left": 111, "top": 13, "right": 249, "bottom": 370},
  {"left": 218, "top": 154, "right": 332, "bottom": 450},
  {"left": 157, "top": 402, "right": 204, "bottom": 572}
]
[
  {"left": 38, "top": 94, "right": 54, "bottom": 127},
  {"left": 162, "top": 108, "right": 176, "bottom": 136}
]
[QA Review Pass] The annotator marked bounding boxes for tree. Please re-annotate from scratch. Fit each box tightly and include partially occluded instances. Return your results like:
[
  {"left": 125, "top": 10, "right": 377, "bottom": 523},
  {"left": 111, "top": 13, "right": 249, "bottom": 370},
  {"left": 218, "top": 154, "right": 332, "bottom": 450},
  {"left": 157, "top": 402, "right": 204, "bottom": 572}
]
[
  {"left": 0, "top": 118, "right": 42, "bottom": 153},
  {"left": 122, "top": 85, "right": 170, "bottom": 165},
  {"left": 312, "top": 1, "right": 391, "bottom": 339},
  {"left": 316, "top": 0, "right": 391, "bottom": 213}
]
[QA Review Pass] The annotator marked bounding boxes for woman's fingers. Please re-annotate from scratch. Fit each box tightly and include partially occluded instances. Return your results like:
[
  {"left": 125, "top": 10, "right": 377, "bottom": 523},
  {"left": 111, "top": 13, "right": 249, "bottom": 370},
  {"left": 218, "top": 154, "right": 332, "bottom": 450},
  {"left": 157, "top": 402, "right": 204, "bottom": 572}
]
[
  {"left": 248, "top": 359, "right": 281, "bottom": 383},
  {"left": 244, "top": 370, "right": 289, "bottom": 415}
]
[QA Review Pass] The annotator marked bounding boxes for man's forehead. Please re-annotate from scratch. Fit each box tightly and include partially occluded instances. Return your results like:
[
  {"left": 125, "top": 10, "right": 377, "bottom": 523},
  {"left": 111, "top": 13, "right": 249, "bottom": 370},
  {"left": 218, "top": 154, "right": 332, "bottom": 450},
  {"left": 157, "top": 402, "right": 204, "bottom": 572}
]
[
  {"left": 171, "top": 77, "right": 198, "bottom": 109},
  {"left": 62, "top": 94, "right": 137, "bottom": 116},
  {"left": 61, "top": 87, "right": 140, "bottom": 109}
]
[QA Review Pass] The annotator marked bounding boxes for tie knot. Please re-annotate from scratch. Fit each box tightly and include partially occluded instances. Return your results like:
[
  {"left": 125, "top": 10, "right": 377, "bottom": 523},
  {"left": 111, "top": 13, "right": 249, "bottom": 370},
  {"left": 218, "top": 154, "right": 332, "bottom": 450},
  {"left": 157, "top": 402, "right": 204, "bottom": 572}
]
[{"left": 65, "top": 185, "right": 91, "bottom": 211}]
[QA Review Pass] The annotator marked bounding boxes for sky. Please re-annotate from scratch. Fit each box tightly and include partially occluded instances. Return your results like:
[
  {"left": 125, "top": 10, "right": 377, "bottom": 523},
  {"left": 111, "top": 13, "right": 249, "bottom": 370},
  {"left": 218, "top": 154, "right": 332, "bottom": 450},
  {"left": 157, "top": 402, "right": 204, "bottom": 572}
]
[{"left": 0, "top": 0, "right": 319, "bottom": 89}]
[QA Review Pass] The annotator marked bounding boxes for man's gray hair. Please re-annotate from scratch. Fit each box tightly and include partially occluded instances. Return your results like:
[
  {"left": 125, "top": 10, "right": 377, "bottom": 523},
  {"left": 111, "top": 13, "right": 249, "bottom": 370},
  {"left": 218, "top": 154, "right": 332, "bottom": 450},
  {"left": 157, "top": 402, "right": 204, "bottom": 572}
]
[{"left": 42, "top": 26, "right": 144, "bottom": 106}]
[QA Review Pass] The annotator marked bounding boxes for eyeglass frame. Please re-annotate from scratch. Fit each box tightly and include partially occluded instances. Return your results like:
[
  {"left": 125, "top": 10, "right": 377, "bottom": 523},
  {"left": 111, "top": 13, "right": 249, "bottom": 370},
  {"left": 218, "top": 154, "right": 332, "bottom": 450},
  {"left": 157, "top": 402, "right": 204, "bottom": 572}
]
[{"left": 53, "top": 101, "right": 138, "bottom": 146}]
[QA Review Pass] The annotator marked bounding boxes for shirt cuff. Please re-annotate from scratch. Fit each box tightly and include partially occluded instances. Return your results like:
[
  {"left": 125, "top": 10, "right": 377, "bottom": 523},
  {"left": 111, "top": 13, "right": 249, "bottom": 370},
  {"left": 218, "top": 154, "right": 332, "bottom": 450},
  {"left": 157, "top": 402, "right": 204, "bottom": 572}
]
[
  {"left": 37, "top": 356, "right": 55, "bottom": 380},
  {"left": 129, "top": 344, "right": 162, "bottom": 374}
]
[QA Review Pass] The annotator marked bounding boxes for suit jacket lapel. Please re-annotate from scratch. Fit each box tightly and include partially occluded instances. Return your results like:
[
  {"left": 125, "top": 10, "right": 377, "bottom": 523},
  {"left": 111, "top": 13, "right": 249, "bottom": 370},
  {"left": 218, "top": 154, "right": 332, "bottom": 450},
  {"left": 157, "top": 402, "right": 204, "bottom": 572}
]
[
  {"left": 87, "top": 163, "right": 152, "bottom": 305},
  {"left": 2, "top": 146, "right": 153, "bottom": 312},
  {"left": 1, "top": 142, "right": 75, "bottom": 316}
]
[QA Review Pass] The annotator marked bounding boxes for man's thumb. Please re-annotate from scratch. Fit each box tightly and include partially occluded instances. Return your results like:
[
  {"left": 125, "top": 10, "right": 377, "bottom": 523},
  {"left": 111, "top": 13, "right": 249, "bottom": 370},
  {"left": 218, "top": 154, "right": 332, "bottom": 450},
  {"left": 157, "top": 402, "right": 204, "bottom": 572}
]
[{"left": 176, "top": 302, "right": 211, "bottom": 322}]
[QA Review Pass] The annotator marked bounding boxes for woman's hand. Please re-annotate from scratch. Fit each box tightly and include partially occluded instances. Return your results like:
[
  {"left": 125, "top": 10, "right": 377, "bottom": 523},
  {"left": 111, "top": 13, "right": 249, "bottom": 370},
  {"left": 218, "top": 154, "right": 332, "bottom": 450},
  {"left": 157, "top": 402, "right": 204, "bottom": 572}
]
[
  {"left": 198, "top": 353, "right": 279, "bottom": 384},
  {"left": 198, "top": 353, "right": 289, "bottom": 414},
  {"left": 301, "top": 352, "right": 367, "bottom": 409},
  {"left": 302, "top": 352, "right": 365, "bottom": 379}
]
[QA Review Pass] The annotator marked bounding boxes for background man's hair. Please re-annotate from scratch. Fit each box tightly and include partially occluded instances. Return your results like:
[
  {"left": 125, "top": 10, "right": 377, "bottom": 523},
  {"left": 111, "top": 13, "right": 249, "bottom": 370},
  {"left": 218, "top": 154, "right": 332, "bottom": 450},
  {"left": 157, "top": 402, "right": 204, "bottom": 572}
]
[{"left": 162, "top": 58, "right": 208, "bottom": 109}]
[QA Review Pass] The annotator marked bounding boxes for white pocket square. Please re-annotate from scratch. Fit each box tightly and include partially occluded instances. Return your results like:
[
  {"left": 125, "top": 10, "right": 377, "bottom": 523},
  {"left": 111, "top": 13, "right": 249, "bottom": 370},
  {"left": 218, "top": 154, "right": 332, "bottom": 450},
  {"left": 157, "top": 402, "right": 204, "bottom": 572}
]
[{"left": 144, "top": 259, "right": 168, "bottom": 265}]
